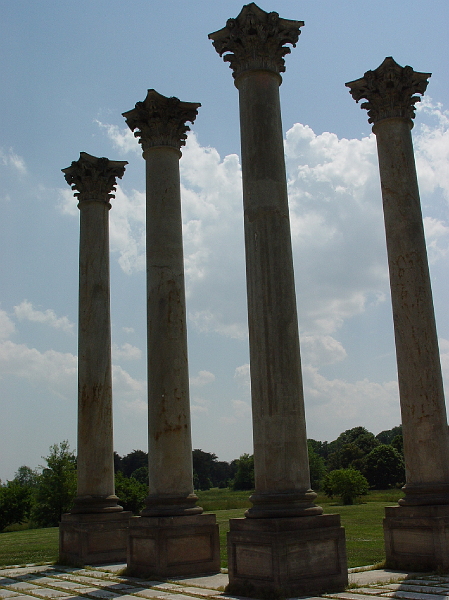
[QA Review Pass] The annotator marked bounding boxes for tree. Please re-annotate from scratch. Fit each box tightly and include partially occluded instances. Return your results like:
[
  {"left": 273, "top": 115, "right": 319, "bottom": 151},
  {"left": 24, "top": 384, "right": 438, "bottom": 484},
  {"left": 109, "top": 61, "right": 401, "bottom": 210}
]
[
  {"left": 376, "top": 425, "right": 402, "bottom": 445},
  {"left": 13, "top": 466, "right": 38, "bottom": 488},
  {"left": 130, "top": 466, "right": 149, "bottom": 485},
  {"left": 307, "top": 442, "right": 326, "bottom": 489},
  {"left": 120, "top": 450, "right": 148, "bottom": 478},
  {"left": 0, "top": 482, "right": 33, "bottom": 532},
  {"left": 231, "top": 454, "right": 254, "bottom": 490},
  {"left": 323, "top": 468, "right": 369, "bottom": 505},
  {"left": 114, "top": 472, "right": 147, "bottom": 514},
  {"left": 192, "top": 449, "right": 218, "bottom": 490},
  {"left": 31, "top": 441, "right": 77, "bottom": 527},
  {"left": 362, "top": 444, "right": 405, "bottom": 489}
]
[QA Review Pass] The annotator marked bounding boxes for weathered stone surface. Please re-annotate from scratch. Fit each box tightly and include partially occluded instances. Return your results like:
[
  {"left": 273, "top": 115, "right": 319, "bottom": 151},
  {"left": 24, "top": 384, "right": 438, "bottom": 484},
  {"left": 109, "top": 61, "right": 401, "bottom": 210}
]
[
  {"left": 210, "top": 5, "right": 319, "bottom": 522},
  {"left": 227, "top": 515, "right": 347, "bottom": 597},
  {"left": 62, "top": 153, "right": 127, "bottom": 514},
  {"left": 384, "top": 505, "right": 449, "bottom": 571},
  {"left": 127, "top": 514, "right": 220, "bottom": 578},
  {"left": 347, "top": 57, "right": 449, "bottom": 569},
  {"left": 208, "top": 2, "right": 303, "bottom": 79},
  {"left": 59, "top": 512, "right": 131, "bottom": 565}
]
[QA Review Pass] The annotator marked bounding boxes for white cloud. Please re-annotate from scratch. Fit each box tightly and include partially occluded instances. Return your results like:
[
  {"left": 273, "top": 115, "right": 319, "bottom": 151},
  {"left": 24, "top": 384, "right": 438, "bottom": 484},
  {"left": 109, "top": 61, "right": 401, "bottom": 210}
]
[
  {"left": 112, "top": 342, "right": 142, "bottom": 361},
  {"left": 0, "top": 339, "right": 77, "bottom": 397},
  {"left": 423, "top": 217, "right": 449, "bottom": 263},
  {"left": 301, "top": 335, "right": 347, "bottom": 366},
  {"left": 96, "top": 120, "right": 141, "bottom": 155},
  {"left": 0, "top": 147, "right": 26, "bottom": 174},
  {"left": 220, "top": 399, "right": 251, "bottom": 424},
  {"left": 0, "top": 309, "right": 15, "bottom": 340},
  {"left": 303, "top": 365, "right": 400, "bottom": 441},
  {"left": 14, "top": 301, "right": 75, "bottom": 334},
  {"left": 234, "top": 363, "right": 250, "bottom": 388},
  {"left": 190, "top": 370, "right": 215, "bottom": 387},
  {"left": 415, "top": 97, "right": 449, "bottom": 200}
]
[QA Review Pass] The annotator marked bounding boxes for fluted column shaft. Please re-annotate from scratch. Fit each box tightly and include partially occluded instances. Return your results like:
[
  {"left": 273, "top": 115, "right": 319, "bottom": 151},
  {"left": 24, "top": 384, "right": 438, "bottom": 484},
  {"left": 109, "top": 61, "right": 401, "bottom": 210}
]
[
  {"left": 123, "top": 90, "right": 202, "bottom": 517},
  {"left": 209, "top": 4, "right": 320, "bottom": 518},
  {"left": 374, "top": 117, "right": 449, "bottom": 501},
  {"left": 143, "top": 145, "right": 200, "bottom": 514},
  {"left": 62, "top": 152, "right": 127, "bottom": 513},
  {"left": 237, "top": 69, "right": 317, "bottom": 516},
  {"left": 347, "top": 58, "right": 449, "bottom": 506}
]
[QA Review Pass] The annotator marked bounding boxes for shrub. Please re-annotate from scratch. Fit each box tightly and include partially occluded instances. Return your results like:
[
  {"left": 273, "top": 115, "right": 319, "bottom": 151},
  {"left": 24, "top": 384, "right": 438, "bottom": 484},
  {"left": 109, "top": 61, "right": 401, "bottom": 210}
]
[{"left": 323, "top": 468, "right": 369, "bottom": 505}]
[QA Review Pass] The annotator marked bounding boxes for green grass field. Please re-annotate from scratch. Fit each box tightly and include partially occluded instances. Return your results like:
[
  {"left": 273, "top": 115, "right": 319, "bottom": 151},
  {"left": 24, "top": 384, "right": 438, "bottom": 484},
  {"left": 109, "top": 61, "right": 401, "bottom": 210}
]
[{"left": 0, "top": 488, "right": 403, "bottom": 569}]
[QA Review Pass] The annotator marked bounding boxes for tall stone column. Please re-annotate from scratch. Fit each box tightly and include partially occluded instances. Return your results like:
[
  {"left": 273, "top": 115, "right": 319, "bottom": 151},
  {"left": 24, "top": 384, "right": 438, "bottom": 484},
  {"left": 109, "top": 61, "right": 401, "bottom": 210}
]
[
  {"left": 209, "top": 4, "right": 347, "bottom": 596},
  {"left": 59, "top": 152, "right": 131, "bottom": 565},
  {"left": 347, "top": 57, "right": 449, "bottom": 570},
  {"left": 122, "top": 90, "right": 219, "bottom": 577}
]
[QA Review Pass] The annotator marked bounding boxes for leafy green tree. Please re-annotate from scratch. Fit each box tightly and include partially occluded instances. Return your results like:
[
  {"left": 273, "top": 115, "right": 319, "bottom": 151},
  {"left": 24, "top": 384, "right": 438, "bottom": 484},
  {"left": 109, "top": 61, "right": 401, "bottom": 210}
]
[
  {"left": 192, "top": 449, "right": 217, "bottom": 490},
  {"left": 362, "top": 444, "right": 405, "bottom": 489},
  {"left": 376, "top": 425, "right": 402, "bottom": 445},
  {"left": 114, "top": 472, "right": 147, "bottom": 514},
  {"left": 0, "top": 482, "right": 33, "bottom": 532},
  {"left": 323, "top": 468, "right": 369, "bottom": 505},
  {"left": 13, "top": 466, "right": 39, "bottom": 488},
  {"left": 120, "top": 450, "right": 148, "bottom": 478},
  {"left": 31, "top": 441, "right": 77, "bottom": 527},
  {"left": 130, "top": 466, "right": 149, "bottom": 485},
  {"left": 307, "top": 442, "right": 326, "bottom": 489},
  {"left": 391, "top": 434, "right": 403, "bottom": 455},
  {"left": 231, "top": 454, "right": 254, "bottom": 490}
]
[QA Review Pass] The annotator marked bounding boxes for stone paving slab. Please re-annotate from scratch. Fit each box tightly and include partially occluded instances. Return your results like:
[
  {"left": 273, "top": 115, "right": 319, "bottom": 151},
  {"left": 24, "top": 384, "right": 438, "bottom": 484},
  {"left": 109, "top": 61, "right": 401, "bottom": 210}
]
[
  {"left": 376, "top": 592, "right": 449, "bottom": 600},
  {"left": 0, "top": 591, "right": 21, "bottom": 598}
]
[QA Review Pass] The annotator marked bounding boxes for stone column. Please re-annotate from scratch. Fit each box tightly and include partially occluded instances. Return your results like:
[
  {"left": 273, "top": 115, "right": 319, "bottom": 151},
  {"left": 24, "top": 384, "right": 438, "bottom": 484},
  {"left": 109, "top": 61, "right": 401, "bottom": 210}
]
[
  {"left": 122, "top": 90, "right": 219, "bottom": 577},
  {"left": 347, "top": 57, "right": 449, "bottom": 571},
  {"left": 209, "top": 4, "right": 347, "bottom": 596},
  {"left": 59, "top": 152, "right": 131, "bottom": 565}
]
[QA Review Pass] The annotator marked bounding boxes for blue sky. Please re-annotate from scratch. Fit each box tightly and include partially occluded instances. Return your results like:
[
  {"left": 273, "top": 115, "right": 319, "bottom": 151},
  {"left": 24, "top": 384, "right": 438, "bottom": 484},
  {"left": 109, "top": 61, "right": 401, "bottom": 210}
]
[{"left": 1, "top": 0, "right": 449, "bottom": 481}]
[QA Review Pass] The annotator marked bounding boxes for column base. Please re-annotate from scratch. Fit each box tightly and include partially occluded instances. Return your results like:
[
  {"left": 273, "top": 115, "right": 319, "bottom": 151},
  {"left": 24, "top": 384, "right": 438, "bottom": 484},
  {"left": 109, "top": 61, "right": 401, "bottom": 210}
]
[
  {"left": 227, "top": 514, "right": 347, "bottom": 598},
  {"left": 384, "top": 505, "right": 449, "bottom": 571},
  {"left": 127, "top": 513, "right": 220, "bottom": 578},
  {"left": 59, "top": 511, "right": 132, "bottom": 566}
]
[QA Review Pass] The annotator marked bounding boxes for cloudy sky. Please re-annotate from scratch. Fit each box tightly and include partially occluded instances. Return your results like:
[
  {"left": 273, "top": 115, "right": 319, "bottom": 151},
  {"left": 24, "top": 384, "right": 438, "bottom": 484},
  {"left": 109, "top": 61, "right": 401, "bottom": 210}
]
[{"left": 1, "top": 0, "right": 449, "bottom": 482}]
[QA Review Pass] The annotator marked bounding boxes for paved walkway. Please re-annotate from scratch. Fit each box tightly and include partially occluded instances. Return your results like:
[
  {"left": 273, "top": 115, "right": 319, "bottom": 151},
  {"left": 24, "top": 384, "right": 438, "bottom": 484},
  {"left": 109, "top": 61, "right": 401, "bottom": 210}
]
[{"left": 0, "top": 563, "right": 448, "bottom": 600}]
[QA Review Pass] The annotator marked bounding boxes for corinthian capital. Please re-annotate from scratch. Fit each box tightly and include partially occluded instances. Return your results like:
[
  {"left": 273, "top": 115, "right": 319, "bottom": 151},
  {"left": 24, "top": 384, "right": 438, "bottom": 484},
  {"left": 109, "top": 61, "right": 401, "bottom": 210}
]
[
  {"left": 62, "top": 152, "right": 127, "bottom": 205},
  {"left": 346, "top": 57, "right": 431, "bottom": 125},
  {"left": 208, "top": 2, "right": 303, "bottom": 79},
  {"left": 122, "top": 89, "right": 201, "bottom": 154}
]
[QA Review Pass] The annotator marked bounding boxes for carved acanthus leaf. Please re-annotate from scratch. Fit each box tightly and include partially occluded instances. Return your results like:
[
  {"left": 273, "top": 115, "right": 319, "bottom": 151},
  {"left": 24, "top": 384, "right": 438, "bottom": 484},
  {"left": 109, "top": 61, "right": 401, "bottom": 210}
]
[
  {"left": 122, "top": 89, "right": 201, "bottom": 153},
  {"left": 208, "top": 2, "right": 303, "bottom": 78},
  {"left": 346, "top": 57, "right": 431, "bottom": 124},
  {"left": 62, "top": 152, "right": 127, "bottom": 204}
]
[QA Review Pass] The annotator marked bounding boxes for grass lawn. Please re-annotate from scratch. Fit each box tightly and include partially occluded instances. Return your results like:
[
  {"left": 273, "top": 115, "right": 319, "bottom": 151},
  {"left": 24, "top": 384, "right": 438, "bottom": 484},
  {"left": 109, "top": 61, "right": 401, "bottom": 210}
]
[{"left": 0, "top": 489, "right": 403, "bottom": 569}]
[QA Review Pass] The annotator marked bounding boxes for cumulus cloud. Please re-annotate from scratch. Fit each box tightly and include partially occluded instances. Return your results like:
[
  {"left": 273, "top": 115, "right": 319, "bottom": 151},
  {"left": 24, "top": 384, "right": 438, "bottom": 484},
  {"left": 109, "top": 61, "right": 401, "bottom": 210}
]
[
  {"left": 95, "top": 120, "right": 141, "bottom": 155},
  {"left": 190, "top": 370, "right": 215, "bottom": 387},
  {"left": 112, "top": 343, "right": 142, "bottom": 361},
  {"left": 14, "top": 301, "right": 75, "bottom": 334},
  {"left": 0, "top": 147, "right": 26, "bottom": 174},
  {"left": 303, "top": 366, "right": 400, "bottom": 441}
]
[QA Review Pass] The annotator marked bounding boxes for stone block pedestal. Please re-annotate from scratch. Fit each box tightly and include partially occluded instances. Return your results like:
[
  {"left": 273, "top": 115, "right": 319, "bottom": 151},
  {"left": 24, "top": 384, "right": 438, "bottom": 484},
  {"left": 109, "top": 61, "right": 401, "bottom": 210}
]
[
  {"left": 59, "top": 511, "right": 132, "bottom": 565},
  {"left": 384, "top": 505, "right": 449, "bottom": 571},
  {"left": 227, "top": 514, "right": 347, "bottom": 598},
  {"left": 127, "top": 513, "right": 220, "bottom": 578}
]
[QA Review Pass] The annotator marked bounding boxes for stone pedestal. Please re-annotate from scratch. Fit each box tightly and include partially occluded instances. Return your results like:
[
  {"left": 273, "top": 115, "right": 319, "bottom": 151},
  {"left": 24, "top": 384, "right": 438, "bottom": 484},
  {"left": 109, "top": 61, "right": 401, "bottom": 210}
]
[
  {"left": 123, "top": 91, "right": 219, "bottom": 576},
  {"left": 227, "top": 515, "right": 347, "bottom": 597},
  {"left": 59, "top": 512, "right": 131, "bottom": 566},
  {"left": 384, "top": 505, "right": 449, "bottom": 571},
  {"left": 127, "top": 514, "right": 220, "bottom": 578},
  {"left": 347, "top": 57, "right": 449, "bottom": 570}
]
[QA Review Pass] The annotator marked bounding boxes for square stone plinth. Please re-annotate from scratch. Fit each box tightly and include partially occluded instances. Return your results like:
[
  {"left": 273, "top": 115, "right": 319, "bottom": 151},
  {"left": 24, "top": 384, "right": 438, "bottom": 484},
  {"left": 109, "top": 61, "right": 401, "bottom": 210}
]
[
  {"left": 384, "top": 504, "right": 449, "bottom": 571},
  {"left": 59, "top": 511, "right": 132, "bottom": 565},
  {"left": 127, "top": 513, "right": 220, "bottom": 578},
  {"left": 227, "top": 514, "right": 347, "bottom": 598}
]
